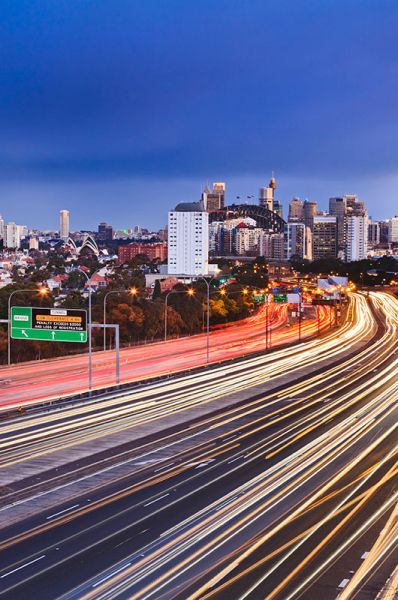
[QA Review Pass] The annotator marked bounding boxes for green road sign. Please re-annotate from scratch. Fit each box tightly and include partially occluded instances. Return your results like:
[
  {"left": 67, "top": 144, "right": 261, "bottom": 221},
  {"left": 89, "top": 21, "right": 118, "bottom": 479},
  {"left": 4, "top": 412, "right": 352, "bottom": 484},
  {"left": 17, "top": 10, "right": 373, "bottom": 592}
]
[
  {"left": 273, "top": 293, "right": 287, "bottom": 303},
  {"left": 11, "top": 306, "right": 87, "bottom": 343},
  {"left": 253, "top": 293, "right": 265, "bottom": 303}
]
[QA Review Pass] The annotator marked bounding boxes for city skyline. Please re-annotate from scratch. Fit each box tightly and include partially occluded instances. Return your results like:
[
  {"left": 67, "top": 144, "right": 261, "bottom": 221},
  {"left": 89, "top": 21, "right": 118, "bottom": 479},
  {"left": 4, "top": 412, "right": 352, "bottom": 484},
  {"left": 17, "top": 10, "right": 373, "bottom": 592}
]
[{"left": 0, "top": 1, "right": 397, "bottom": 228}]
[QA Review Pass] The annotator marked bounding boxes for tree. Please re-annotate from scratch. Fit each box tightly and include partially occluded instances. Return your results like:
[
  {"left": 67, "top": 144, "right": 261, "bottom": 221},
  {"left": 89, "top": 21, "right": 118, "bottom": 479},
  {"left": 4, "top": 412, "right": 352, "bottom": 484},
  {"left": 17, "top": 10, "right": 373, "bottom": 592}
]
[{"left": 152, "top": 279, "right": 162, "bottom": 300}]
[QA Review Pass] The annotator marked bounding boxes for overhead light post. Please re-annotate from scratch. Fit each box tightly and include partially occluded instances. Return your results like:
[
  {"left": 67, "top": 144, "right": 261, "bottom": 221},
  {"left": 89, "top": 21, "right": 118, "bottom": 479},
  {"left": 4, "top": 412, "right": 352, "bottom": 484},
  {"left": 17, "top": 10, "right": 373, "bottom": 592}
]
[
  {"left": 7, "top": 286, "right": 49, "bottom": 365},
  {"left": 164, "top": 287, "right": 195, "bottom": 343},
  {"left": 103, "top": 287, "right": 138, "bottom": 350},
  {"left": 76, "top": 267, "right": 103, "bottom": 391}
]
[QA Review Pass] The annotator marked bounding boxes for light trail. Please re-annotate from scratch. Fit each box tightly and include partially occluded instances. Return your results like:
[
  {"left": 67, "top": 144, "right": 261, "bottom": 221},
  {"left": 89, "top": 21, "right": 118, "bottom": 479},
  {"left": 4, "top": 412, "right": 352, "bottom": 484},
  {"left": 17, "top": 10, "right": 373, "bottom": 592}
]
[{"left": 0, "top": 292, "right": 397, "bottom": 600}]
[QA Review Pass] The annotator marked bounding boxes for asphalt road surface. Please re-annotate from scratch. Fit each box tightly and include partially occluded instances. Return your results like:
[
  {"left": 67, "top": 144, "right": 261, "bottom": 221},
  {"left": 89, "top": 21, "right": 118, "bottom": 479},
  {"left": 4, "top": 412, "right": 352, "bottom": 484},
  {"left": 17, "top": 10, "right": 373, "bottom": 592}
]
[{"left": 0, "top": 292, "right": 397, "bottom": 599}]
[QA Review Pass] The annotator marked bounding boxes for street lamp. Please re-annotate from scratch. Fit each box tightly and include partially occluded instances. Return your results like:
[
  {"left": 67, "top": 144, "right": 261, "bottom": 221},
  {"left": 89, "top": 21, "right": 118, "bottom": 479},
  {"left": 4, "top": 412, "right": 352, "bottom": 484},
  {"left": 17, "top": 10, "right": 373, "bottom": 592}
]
[
  {"left": 8, "top": 286, "right": 49, "bottom": 365},
  {"left": 164, "top": 288, "right": 194, "bottom": 342},
  {"left": 103, "top": 287, "right": 138, "bottom": 350},
  {"left": 76, "top": 267, "right": 102, "bottom": 391}
]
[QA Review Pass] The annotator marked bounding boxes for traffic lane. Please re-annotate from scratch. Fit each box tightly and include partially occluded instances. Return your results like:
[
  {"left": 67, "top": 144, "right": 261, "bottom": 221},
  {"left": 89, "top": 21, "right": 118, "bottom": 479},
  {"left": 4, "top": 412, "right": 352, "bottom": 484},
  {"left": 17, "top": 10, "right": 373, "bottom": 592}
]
[
  {"left": 2, "top": 326, "right": 393, "bottom": 548},
  {"left": 0, "top": 306, "right": 327, "bottom": 407},
  {"left": 117, "top": 418, "right": 398, "bottom": 600},
  {"left": 1, "top": 305, "right": 386, "bottom": 532},
  {"left": 0, "top": 306, "right": 392, "bottom": 558},
  {"left": 1, "top": 378, "right": 396, "bottom": 596},
  {"left": 189, "top": 467, "right": 398, "bottom": 600}
]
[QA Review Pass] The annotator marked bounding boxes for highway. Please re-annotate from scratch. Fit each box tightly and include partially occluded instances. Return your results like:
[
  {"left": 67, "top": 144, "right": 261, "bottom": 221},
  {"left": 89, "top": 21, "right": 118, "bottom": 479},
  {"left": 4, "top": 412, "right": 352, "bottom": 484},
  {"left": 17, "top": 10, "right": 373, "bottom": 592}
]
[
  {"left": 0, "top": 301, "right": 330, "bottom": 408},
  {"left": 0, "top": 292, "right": 397, "bottom": 599}
]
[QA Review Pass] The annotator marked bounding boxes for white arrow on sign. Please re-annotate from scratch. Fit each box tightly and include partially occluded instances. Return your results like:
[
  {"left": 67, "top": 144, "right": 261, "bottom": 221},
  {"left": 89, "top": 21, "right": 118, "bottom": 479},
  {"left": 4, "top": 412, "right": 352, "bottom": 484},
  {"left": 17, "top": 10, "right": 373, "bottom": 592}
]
[
  {"left": 80, "top": 332, "right": 84, "bottom": 340},
  {"left": 21, "top": 330, "right": 29, "bottom": 338},
  {"left": 51, "top": 331, "right": 56, "bottom": 340}
]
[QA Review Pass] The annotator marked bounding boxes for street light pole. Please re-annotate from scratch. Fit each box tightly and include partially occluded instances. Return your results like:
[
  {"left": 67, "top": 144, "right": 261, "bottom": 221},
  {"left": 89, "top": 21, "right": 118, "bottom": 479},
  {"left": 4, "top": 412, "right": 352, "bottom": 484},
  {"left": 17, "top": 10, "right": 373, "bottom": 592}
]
[
  {"left": 298, "top": 291, "right": 302, "bottom": 342},
  {"left": 103, "top": 288, "right": 137, "bottom": 351},
  {"left": 164, "top": 288, "right": 194, "bottom": 342},
  {"left": 195, "top": 277, "right": 213, "bottom": 364}
]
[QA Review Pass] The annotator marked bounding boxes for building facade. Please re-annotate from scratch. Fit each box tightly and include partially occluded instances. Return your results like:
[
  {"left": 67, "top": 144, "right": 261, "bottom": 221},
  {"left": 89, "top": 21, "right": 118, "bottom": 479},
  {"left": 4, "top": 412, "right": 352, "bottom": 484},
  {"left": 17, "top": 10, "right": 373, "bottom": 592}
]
[
  {"left": 168, "top": 202, "right": 209, "bottom": 276},
  {"left": 202, "top": 182, "right": 225, "bottom": 212},
  {"left": 346, "top": 215, "right": 368, "bottom": 261},
  {"left": 118, "top": 242, "right": 167, "bottom": 263},
  {"left": 59, "top": 210, "right": 70, "bottom": 240},
  {"left": 288, "top": 197, "right": 303, "bottom": 222},
  {"left": 312, "top": 215, "right": 337, "bottom": 260},
  {"left": 284, "top": 222, "right": 312, "bottom": 261}
]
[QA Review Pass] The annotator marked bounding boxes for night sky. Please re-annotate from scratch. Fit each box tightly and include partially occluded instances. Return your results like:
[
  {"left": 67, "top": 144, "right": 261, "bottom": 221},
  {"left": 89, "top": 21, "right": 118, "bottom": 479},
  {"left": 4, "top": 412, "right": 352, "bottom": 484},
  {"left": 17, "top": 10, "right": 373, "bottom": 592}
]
[{"left": 1, "top": 0, "right": 397, "bottom": 230}]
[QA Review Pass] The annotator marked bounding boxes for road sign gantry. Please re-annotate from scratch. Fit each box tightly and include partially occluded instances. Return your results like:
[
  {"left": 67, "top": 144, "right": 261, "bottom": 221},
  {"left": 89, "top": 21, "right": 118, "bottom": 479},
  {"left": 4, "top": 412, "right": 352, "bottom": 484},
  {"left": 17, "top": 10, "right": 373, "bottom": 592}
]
[{"left": 11, "top": 306, "right": 87, "bottom": 343}]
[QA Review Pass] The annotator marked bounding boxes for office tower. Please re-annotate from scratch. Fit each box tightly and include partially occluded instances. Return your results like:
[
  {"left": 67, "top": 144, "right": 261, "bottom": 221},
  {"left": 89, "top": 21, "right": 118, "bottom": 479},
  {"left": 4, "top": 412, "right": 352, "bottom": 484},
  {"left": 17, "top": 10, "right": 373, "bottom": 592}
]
[
  {"left": 284, "top": 222, "right": 312, "bottom": 260},
  {"left": 288, "top": 197, "right": 303, "bottom": 222},
  {"left": 59, "top": 209, "right": 70, "bottom": 240},
  {"left": 379, "top": 221, "right": 389, "bottom": 244},
  {"left": 303, "top": 200, "right": 318, "bottom": 232},
  {"left": 345, "top": 195, "right": 366, "bottom": 216},
  {"left": 329, "top": 197, "right": 347, "bottom": 257},
  {"left": 98, "top": 222, "right": 114, "bottom": 241},
  {"left": 388, "top": 216, "right": 398, "bottom": 243},
  {"left": 312, "top": 215, "right": 337, "bottom": 260},
  {"left": 259, "top": 175, "right": 276, "bottom": 211},
  {"left": 368, "top": 221, "right": 380, "bottom": 246},
  {"left": 346, "top": 215, "right": 368, "bottom": 261},
  {"left": 0, "top": 214, "right": 4, "bottom": 242},
  {"left": 203, "top": 182, "right": 225, "bottom": 212},
  {"left": 273, "top": 199, "right": 283, "bottom": 219},
  {"left": 168, "top": 202, "right": 209, "bottom": 275},
  {"left": 4, "top": 222, "right": 23, "bottom": 249}
]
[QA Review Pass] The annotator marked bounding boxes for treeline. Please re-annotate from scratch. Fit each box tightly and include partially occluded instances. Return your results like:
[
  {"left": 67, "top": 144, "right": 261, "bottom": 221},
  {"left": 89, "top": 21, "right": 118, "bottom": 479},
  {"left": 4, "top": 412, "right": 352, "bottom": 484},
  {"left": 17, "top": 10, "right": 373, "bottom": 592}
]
[{"left": 0, "top": 278, "right": 255, "bottom": 365}]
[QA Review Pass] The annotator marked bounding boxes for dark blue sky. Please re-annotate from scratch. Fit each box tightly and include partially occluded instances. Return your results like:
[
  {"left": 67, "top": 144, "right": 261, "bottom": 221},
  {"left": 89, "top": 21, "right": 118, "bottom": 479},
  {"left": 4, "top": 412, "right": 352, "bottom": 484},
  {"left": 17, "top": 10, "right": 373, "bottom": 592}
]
[{"left": 1, "top": 0, "right": 397, "bottom": 230}]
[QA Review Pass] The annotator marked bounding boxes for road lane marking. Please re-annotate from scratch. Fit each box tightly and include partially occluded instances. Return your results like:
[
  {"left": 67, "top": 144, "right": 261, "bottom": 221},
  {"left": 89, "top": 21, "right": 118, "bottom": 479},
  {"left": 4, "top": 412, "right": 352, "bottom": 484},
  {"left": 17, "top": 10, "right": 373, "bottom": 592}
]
[
  {"left": 46, "top": 504, "right": 79, "bottom": 520},
  {"left": 144, "top": 493, "right": 169, "bottom": 507},
  {"left": 92, "top": 563, "right": 131, "bottom": 587},
  {"left": 338, "top": 578, "right": 350, "bottom": 588},
  {"left": 1, "top": 555, "right": 46, "bottom": 578}
]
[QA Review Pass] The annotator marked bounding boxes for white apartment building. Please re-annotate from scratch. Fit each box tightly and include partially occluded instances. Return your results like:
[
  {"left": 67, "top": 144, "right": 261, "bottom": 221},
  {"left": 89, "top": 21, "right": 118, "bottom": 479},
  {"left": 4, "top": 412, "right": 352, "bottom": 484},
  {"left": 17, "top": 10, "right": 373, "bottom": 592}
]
[
  {"left": 284, "top": 222, "right": 312, "bottom": 260},
  {"left": 4, "top": 222, "right": 26, "bottom": 249},
  {"left": 235, "top": 226, "right": 263, "bottom": 254},
  {"left": 346, "top": 215, "right": 368, "bottom": 261},
  {"left": 168, "top": 202, "right": 209, "bottom": 276},
  {"left": 388, "top": 216, "right": 398, "bottom": 243}
]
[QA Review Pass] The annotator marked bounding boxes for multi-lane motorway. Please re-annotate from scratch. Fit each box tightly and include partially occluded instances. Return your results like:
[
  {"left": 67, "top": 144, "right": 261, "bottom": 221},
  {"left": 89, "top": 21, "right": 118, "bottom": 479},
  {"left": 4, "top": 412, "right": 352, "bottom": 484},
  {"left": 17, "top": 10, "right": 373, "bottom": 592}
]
[
  {"left": 0, "top": 301, "right": 330, "bottom": 408},
  {"left": 0, "top": 292, "right": 397, "bottom": 599}
]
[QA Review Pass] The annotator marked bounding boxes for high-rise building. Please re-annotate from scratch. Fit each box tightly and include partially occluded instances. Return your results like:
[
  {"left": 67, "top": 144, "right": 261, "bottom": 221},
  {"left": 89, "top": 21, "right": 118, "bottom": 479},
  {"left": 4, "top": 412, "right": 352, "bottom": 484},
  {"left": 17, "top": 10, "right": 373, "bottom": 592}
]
[
  {"left": 273, "top": 199, "right": 283, "bottom": 219},
  {"left": 98, "top": 222, "right": 114, "bottom": 241},
  {"left": 329, "top": 197, "right": 347, "bottom": 257},
  {"left": 284, "top": 222, "right": 312, "bottom": 261},
  {"left": 168, "top": 202, "right": 209, "bottom": 276},
  {"left": 368, "top": 221, "right": 380, "bottom": 246},
  {"left": 288, "top": 198, "right": 303, "bottom": 222},
  {"left": 0, "top": 214, "right": 4, "bottom": 242},
  {"left": 203, "top": 182, "right": 225, "bottom": 212},
  {"left": 4, "top": 222, "right": 25, "bottom": 249},
  {"left": 259, "top": 175, "right": 277, "bottom": 211},
  {"left": 345, "top": 195, "right": 366, "bottom": 216},
  {"left": 258, "top": 232, "right": 284, "bottom": 259},
  {"left": 346, "top": 215, "right": 368, "bottom": 261},
  {"left": 312, "top": 215, "right": 337, "bottom": 260},
  {"left": 303, "top": 200, "right": 318, "bottom": 233},
  {"left": 388, "top": 216, "right": 398, "bottom": 243},
  {"left": 379, "top": 220, "right": 390, "bottom": 244},
  {"left": 59, "top": 210, "right": 70, "bottom": 240}
]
